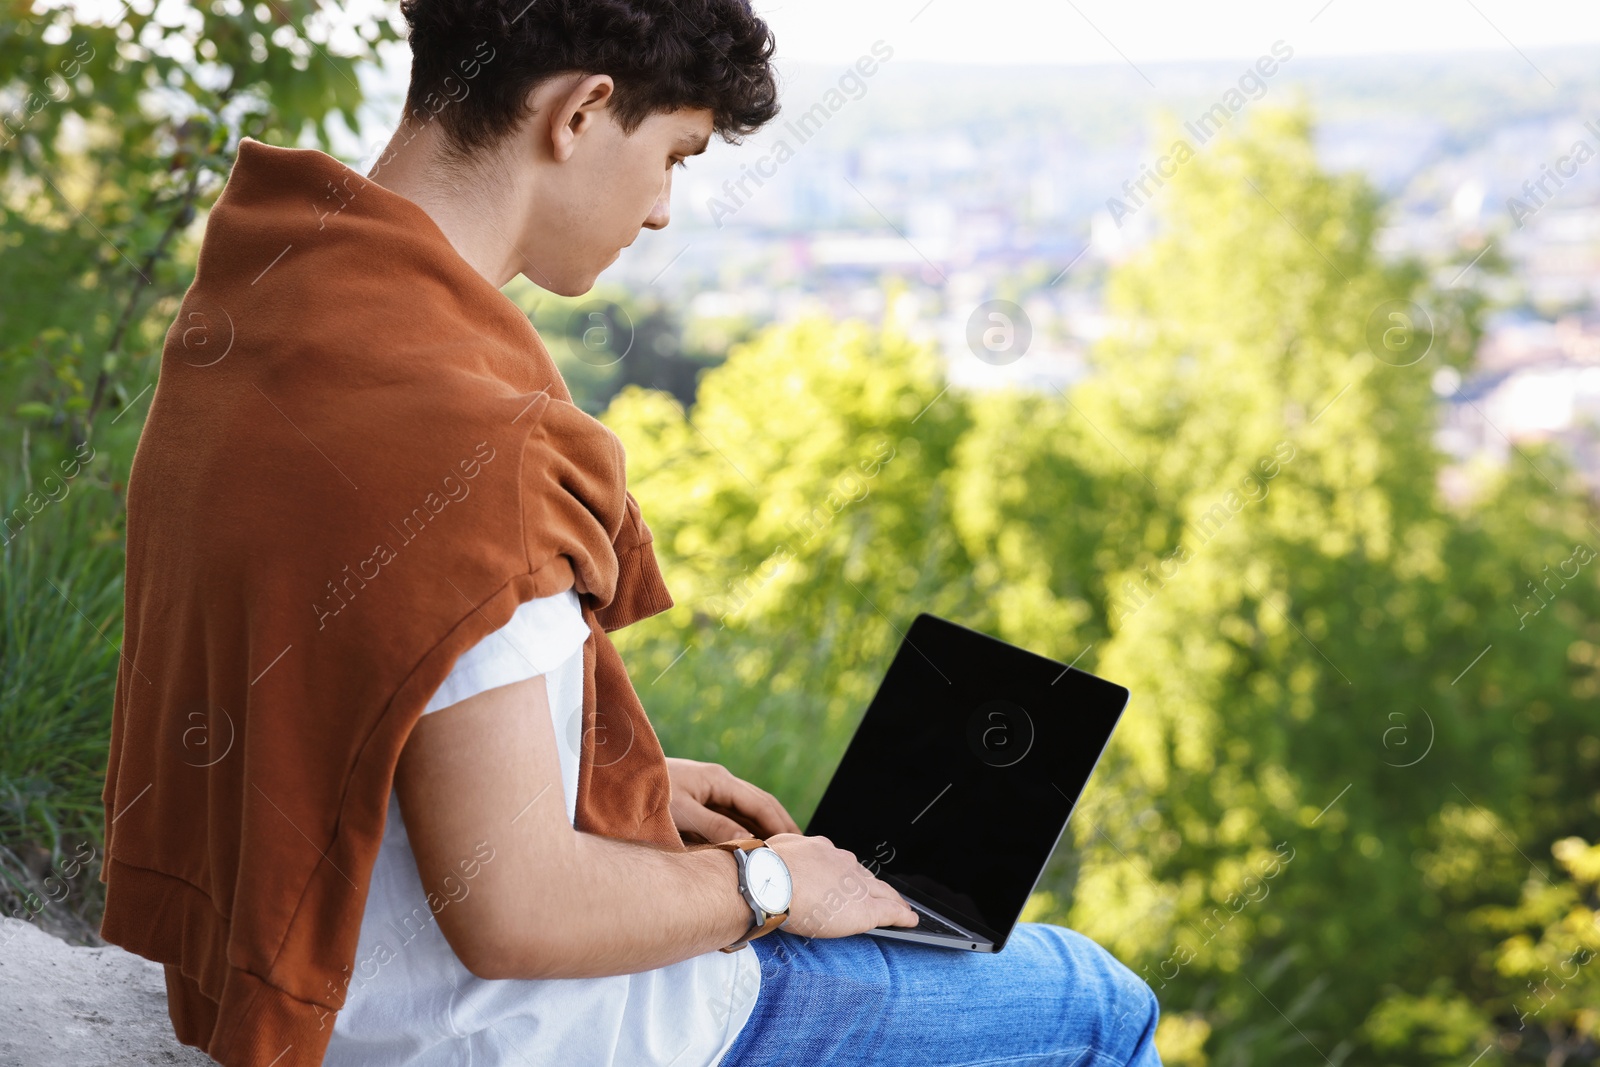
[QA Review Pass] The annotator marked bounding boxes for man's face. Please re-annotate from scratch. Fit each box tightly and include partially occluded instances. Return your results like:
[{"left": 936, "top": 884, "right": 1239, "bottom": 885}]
[{"left": 519, "top": 101, "right": 714, "bottom": 296}]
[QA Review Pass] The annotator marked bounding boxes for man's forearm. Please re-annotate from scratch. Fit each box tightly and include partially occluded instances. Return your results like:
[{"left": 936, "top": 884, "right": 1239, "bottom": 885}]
[{"left": 478, "top": 832, "right": 757, "bottom": 980}]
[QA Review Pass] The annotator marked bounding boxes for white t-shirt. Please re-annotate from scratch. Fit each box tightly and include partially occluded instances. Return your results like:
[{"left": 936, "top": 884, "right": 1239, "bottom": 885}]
[{"left": 323, "top": 587, "right": 762, "bottom": 1066}]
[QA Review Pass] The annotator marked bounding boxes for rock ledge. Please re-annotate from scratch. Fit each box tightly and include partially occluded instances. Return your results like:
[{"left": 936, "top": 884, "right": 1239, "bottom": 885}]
[{"left": 0, "top": 917, "right": 215, "bottom": 1066}]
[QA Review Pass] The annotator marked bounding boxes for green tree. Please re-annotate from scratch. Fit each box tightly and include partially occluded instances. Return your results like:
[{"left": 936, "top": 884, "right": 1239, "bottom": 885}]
[
  {"left": 1368, "top": 830, "right": 1600, "bottom": 1063},
  {"left": 1049, "top": 105, "right": 1600, "bottom": 1065},
  {"left": 604, "top": 105, "right": 1599, "bottom": 1064},
  {"left": 603, "top": 315, "right": 977, "bottom": 813},
  {"left": 512, "top": 281, "right": 741, "bottom": 417}
]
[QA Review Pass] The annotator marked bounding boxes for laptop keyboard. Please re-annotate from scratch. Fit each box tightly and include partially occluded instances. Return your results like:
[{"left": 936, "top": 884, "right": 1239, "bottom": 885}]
[{"left": 889, "top": 902, "right": 970, "bottom": 939}]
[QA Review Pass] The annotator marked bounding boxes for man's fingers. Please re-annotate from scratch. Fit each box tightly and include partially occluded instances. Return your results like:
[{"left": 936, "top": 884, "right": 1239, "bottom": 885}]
[
  {"left": 670, "top": 758, "right": 801, "bottom": 836},
  {"left": 763, "top": 788, "right": 802, "bottom": 834},
  {"left": 880, "top": 896, "right": 918, "bottom": 926},
  {"left": 885, "top": 906, "right": 918, "bottom": 927},
  {"left": 858, "top": 884, "right": 916, "bottom": 928},
  {"left": 706, "top": 811, "right": 752, "bottom": 843},
  {"left": 724, "top": 784, "right": 790, "bottom": 837},
  {"left": 705, "top": 771, "right": 799, "bottom": 837},
  {"left": 864, "top": 879, "right": 917, "bottom": 925},
  {"left": 675, "top": 801, "right": 750, "bottom": 845},
  {"left": 770, "top": 803, "right": 801, "bottom": 835}
]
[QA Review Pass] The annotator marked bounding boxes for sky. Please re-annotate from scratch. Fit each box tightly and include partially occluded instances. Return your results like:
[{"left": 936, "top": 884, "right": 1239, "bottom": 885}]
[
  {"left": 751, "top": 0, "right": 1600, "bottom": 66},
  {"left": 55, "top": 0, "right": 1600, "bottom": 67}
]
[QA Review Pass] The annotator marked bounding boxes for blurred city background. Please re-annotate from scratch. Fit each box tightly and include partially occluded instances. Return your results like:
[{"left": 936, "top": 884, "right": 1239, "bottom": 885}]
[{"left": 3, "top": 1, "right": 1600, "bottom": 1064}]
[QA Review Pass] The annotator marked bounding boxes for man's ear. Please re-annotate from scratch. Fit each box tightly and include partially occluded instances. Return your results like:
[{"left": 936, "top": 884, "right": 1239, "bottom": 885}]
[{"left": 548, "top": 73, "right": 616, "bottom": 163}]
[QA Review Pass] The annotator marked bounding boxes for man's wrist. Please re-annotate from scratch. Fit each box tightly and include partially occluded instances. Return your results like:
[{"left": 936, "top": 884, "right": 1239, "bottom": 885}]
[{"left": 707, "top": 846, "right": 757, "bottom": 948}]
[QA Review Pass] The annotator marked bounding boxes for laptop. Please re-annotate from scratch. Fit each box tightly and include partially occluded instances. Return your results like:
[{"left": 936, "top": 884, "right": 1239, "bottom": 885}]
[{"left": 803, "top": 612, "right": 1129, "bottom": 953}]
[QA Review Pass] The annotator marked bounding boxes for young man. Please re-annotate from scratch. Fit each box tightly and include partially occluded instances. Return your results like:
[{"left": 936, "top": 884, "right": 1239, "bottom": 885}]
[{"left": 101, "top": 1, "right": 1161, "bottom": 1064}]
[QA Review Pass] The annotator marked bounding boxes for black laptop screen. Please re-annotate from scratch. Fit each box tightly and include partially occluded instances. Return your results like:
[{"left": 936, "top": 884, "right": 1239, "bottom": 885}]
[{"left": 803, "top": 613, "right": 1128, "bottom": 949}]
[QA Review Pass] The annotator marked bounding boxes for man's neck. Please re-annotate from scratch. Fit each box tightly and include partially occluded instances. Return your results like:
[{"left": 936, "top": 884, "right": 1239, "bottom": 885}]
[{"left": 365, "top": 121, "right": 525, "bottom": 290}]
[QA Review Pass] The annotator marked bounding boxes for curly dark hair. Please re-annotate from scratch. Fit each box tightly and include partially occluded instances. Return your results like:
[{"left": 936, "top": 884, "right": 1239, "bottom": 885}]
[{"left": 397, "top": 0, "right": 780, "bottom": 161}]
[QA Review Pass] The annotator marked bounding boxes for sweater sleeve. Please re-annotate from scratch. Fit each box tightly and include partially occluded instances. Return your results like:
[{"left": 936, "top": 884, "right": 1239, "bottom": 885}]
[{"left": 593, "top": 489, "right": 675, "bottom": 633}]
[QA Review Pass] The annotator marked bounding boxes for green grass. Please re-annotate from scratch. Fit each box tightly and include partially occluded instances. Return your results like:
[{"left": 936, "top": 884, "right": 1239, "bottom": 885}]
[{"left": 0, "top": 482, "right": 125, "bottom": 943}]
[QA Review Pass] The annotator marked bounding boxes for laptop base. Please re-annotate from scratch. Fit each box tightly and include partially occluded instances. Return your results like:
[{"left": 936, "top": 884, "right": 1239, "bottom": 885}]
[
  {"left": 865, "top": 926, "right": 997, "bottom": 952},
  {"left": 866, "top": 897, "right": 996, "bottom": 952}
]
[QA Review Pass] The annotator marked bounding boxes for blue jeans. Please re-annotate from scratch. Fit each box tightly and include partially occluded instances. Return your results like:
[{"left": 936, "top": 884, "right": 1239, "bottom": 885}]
[{"left": 719, "top": 922, "right": 1162, "bottom": 1066}]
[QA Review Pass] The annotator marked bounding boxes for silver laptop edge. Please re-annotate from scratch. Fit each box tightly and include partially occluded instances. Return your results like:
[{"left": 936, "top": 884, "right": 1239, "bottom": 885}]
[{"left": 865, "top": 888, "right": 996, "bottom": 951}]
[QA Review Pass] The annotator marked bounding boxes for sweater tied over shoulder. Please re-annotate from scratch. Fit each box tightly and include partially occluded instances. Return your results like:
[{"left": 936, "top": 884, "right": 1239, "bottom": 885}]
[{"left": 98, "top": 137, "right": 682, "bottom": 1067}]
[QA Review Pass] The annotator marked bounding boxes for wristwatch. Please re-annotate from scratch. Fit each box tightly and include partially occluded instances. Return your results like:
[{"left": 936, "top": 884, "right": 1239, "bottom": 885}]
[{"left": 714, "top": 837, "right": 792, "bottom": 952}]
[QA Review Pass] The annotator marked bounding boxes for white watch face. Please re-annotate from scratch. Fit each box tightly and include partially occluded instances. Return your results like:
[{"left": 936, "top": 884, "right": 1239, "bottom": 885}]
[{"left": 746, "top": 847, "right": 792, "bottom": 914}]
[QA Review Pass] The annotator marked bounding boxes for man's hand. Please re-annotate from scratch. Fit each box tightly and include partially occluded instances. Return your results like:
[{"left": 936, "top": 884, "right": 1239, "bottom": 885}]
[
  {"left": 765, "top": 833, "right": 920, "bottom": 936},
  {"left": 663, "top": 759, "right": 919, "bottom": 937},
  {"left": 665, "top": 757, "right": 802, "bottom": 844}
]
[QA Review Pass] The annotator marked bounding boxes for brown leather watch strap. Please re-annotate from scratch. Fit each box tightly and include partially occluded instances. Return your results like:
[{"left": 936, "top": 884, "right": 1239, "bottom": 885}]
[
  {"left": 714, "top": 838, "right": 789, "bottom": 952},
  {"left": 715, "top": 836, "right": 767, "bottom": 852},
  {"left": 721, "top": 909, "right": 786, "bottom": 952}
]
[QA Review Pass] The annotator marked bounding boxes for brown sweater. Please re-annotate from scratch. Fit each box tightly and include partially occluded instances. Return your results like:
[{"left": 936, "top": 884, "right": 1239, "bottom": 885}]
[{"left": 99, "top": 137, "right": 684, "bottom": 1066}]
